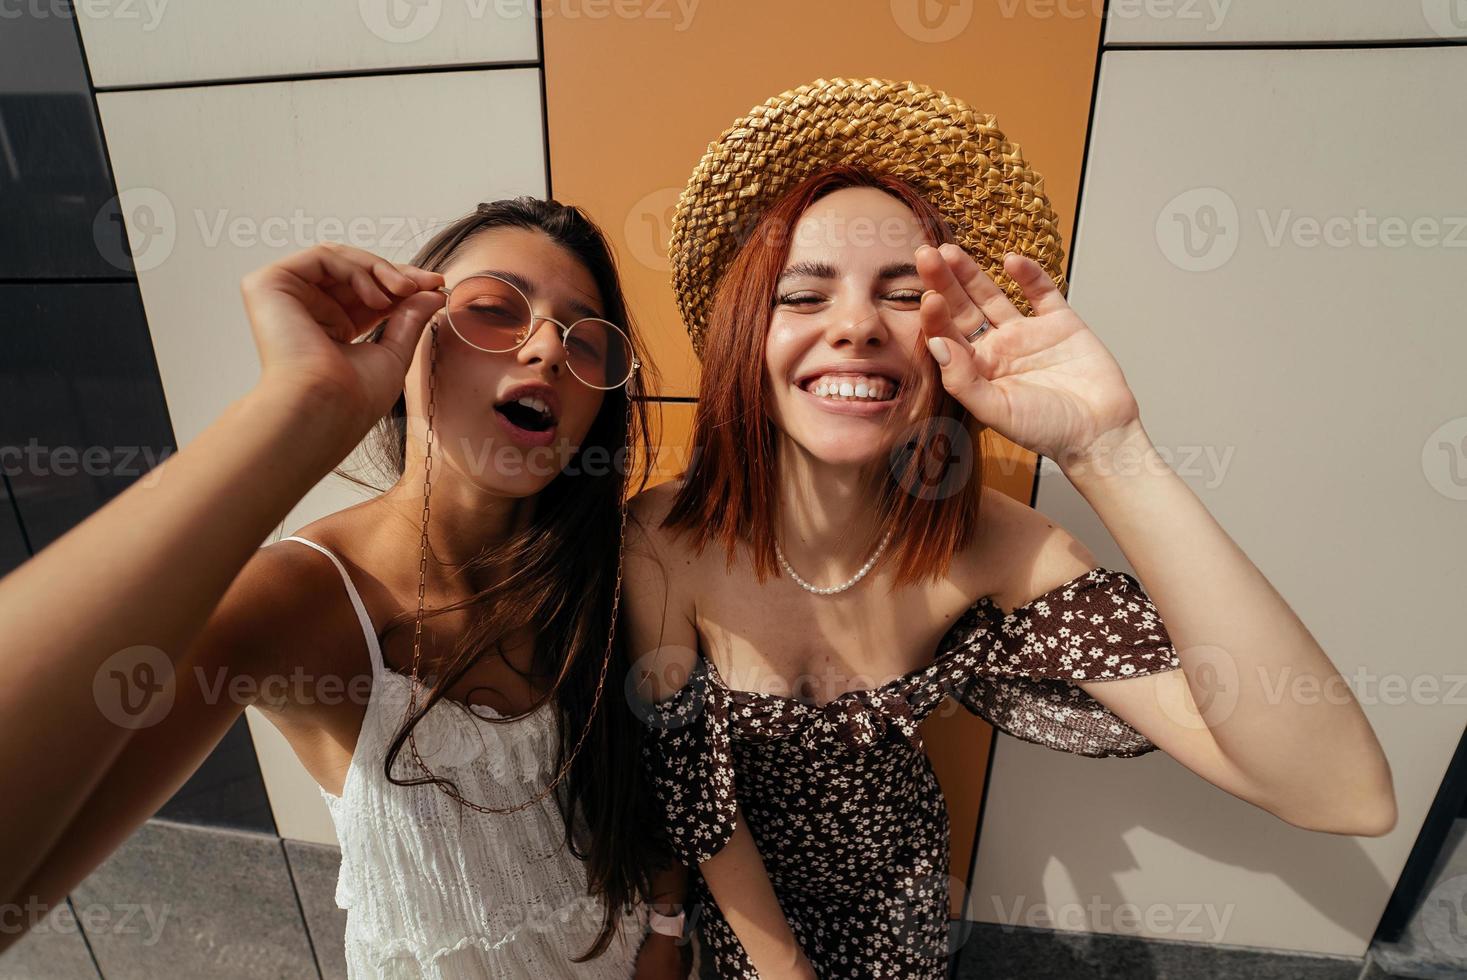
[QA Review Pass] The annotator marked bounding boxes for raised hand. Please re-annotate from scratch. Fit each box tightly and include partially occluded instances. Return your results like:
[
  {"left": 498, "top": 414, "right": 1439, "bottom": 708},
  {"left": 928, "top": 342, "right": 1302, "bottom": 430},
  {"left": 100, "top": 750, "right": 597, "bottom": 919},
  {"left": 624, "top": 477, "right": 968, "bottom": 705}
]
[
  {"left": 240, "top": 241, "right": 446, "bottom": 433},
  {"left": 916, "top": 242, "right": 1143, "bottom": 467}
]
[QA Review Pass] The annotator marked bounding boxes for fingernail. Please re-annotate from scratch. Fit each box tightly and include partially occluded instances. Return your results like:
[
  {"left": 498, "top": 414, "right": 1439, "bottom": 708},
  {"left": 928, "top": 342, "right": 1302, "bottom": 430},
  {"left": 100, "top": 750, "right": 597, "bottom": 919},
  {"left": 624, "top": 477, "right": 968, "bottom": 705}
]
[{"left": 926, "top": 337, "right": 951, "bottom": 366}]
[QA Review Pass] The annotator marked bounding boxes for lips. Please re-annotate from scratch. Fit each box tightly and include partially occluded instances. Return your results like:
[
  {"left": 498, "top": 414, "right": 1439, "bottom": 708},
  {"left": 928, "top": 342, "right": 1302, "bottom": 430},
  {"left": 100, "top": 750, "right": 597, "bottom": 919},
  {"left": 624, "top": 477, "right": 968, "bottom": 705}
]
[
  {"left": 493, "top": 382, "right": 561, "bottom": 448},
  {"left": 794, "top": 382, "right": 897, "bottom": 418},
  {"left": 493, "top": 404, "right": 558, "bottom": 448}
]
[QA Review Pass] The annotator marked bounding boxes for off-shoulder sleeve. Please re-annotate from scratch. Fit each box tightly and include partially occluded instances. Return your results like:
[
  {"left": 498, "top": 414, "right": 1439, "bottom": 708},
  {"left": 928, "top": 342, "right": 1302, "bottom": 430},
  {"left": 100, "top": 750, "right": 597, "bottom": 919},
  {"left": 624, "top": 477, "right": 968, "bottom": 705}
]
[
  {"left": 942, "top": 567, "right": 1183, "bottom": 758},
  {"left": 638, "top": 655, "right": 738, "bottom": 865}
]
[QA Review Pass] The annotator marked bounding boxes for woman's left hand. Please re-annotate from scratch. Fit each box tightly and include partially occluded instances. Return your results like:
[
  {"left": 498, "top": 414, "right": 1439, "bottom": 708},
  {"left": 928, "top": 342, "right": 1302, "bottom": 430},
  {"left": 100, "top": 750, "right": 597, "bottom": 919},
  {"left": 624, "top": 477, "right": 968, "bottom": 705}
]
[{"left": 916, "top": 243, "right": 1144, "bottom": 468}]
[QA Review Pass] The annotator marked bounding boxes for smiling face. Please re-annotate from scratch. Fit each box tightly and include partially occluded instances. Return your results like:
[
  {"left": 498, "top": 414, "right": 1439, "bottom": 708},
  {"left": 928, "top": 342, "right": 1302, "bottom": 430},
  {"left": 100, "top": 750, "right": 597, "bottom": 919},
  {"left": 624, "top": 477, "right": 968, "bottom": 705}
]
[
  {"left": 405, "top": 225, "right": 609, "bottom": 498},
  {"left": 765, "top": 186, "right": 935, "bottom": 468}
]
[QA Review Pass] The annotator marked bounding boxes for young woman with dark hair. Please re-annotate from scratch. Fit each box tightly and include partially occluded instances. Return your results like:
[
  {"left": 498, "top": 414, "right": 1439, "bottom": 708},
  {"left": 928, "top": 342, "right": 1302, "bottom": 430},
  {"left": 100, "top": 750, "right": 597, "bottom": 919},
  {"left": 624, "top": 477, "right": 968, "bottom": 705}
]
[{"left": 0, "top": 199, "right": 691, "bottom": 978}]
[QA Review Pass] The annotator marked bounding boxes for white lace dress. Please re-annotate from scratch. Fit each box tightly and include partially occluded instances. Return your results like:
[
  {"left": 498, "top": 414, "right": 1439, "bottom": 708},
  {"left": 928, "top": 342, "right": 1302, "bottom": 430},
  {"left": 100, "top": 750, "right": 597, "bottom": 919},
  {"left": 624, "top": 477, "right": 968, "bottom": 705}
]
[{"left": 281, "top": 536, "right": 647, "bottom": 980}]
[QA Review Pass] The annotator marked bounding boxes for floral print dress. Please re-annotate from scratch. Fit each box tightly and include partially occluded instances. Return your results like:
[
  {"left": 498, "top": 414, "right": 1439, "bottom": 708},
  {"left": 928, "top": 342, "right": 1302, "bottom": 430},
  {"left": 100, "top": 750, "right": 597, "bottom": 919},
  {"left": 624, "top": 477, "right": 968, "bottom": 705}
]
[{"left": 641, "top": 567, "right": 1184, "bottom": 979}]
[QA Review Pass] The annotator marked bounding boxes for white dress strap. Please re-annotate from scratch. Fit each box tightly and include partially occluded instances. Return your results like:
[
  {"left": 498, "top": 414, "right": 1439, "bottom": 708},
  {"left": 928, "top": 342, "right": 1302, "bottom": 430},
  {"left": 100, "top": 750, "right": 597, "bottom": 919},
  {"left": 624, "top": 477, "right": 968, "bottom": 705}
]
[{"left": 279, "top": 535, "right": 386, "bottom": 676}]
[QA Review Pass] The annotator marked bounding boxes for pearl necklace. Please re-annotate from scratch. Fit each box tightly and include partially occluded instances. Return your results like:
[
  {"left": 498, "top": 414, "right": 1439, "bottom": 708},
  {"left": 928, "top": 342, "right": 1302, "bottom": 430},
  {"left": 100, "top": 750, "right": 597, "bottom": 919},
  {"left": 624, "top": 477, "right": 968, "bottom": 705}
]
[{"left": 774, "top": 526, "right": 894, "bottom": 596}]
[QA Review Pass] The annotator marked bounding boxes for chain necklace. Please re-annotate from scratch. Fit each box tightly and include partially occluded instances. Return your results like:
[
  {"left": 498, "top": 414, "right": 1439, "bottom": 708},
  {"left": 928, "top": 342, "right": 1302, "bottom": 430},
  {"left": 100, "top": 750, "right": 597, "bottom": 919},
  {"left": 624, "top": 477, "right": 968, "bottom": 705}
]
[
  {"left": 774, "top": 525, "right": 893, "bottom": 597},
  {"left": 403, "top": 322, "right": 632, "bottom": 815}
]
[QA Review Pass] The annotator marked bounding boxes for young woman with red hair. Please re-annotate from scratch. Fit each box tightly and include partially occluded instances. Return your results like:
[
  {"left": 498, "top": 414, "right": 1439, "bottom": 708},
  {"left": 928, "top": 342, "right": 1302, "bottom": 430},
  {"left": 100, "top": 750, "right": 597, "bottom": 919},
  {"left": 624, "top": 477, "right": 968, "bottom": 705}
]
[{"left": 623, "top": 80, "right": 1394, "bottom": 980}]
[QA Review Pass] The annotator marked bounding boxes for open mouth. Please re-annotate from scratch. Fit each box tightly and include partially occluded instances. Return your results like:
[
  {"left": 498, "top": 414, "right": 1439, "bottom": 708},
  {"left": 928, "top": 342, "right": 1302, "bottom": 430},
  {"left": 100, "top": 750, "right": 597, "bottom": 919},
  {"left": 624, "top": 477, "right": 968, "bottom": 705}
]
[
  {"left": 797, "top": 372, "right": 901, "bottom": 404},
  {"left": 494, "top": 394, "right": 558, "bottom": 434}
]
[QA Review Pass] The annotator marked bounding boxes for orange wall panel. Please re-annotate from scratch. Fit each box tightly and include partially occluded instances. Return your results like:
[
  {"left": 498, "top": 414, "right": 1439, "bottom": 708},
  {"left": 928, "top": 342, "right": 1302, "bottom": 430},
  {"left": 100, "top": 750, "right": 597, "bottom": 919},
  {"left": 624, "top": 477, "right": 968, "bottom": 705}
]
[{"left": 628, "top": 399, "right": 698, "bottom": 494}]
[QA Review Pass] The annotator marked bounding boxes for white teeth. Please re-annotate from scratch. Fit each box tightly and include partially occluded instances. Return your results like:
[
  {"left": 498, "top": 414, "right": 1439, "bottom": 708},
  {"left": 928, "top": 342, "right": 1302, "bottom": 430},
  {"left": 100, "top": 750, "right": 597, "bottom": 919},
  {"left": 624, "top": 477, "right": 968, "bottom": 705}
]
[
  {"left": 802, "top": 374, "right": 896, "bottom": 402},
  {"left": 515, "top": 395, "right": 551, "bottom": 416}
]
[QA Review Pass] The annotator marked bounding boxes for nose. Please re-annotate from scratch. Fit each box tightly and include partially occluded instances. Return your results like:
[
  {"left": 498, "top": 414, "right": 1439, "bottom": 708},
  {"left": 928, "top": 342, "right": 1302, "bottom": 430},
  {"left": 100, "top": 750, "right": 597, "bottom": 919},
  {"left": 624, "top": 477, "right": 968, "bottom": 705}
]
[
  {"left": 824, "top": 297, "right": 889, "bottom": 351},
  {"left": 515, "top": 315, "right": 568, "bottom": 374}
]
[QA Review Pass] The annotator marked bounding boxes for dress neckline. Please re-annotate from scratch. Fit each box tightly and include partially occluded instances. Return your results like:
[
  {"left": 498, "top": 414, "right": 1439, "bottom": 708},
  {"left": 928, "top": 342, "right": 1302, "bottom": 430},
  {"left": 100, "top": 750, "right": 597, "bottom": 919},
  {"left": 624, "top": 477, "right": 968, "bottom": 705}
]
[
  {"left": 375, "top": 666, "right": 553, "bottom": 727},
  {"left": 699, "top": 598, "right": 994, "bottom": 710},
  {"left": 701, "top": 646, "right": 960, "bottom": 710},
  {"left": 695, "top": 566, "right": 1102, "bottom": 710}
]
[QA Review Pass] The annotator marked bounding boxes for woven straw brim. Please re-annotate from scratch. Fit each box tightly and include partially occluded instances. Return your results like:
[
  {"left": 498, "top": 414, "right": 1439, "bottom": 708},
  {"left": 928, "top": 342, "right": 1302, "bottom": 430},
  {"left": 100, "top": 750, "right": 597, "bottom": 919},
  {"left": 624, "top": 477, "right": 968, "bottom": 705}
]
[{"left": 668, "top": 77, "right": 1067, "bottom": 359}]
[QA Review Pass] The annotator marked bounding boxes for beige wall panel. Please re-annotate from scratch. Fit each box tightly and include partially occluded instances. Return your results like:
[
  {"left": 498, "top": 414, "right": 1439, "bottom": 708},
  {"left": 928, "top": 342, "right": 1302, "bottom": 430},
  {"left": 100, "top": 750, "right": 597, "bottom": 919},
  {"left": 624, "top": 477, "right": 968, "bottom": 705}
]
[
  {"left": 974, "top": 47, "right": 1467, "bottom": 956},
  {"left": 76, "top": 0, "right": 539, "bottom": 88},
  {"left": 1104, "top": 0, "right": 1467, "bottom": 45}
]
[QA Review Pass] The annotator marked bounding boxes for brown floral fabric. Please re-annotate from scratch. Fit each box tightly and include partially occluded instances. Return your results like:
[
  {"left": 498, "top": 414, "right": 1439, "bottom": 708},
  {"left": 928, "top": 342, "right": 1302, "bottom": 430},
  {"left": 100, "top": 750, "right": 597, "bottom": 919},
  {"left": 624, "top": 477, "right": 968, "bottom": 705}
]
[{"left": 641, "top": 567, "right": 1183, "bottom": 979}]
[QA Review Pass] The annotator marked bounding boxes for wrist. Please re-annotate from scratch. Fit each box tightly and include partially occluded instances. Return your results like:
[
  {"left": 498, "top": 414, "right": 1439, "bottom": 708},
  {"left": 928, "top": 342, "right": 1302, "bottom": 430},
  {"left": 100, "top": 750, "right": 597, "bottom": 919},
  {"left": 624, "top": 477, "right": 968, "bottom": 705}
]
[
  {"left": 1055, "top": 419, "right": 1159, "bottom": 489},
  {"left": 647, "top": 904, "right": 686, "bottom": 939},
  {"left": 246, "top": 378, "right": 365, "bottom": 462}
]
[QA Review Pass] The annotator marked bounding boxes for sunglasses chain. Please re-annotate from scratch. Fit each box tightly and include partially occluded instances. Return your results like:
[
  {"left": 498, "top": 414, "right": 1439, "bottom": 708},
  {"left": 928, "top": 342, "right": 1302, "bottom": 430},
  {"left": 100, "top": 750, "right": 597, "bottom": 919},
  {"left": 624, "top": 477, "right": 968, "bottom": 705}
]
[{"left": 403, "top": 321, "right": 632, "bottom": 815}]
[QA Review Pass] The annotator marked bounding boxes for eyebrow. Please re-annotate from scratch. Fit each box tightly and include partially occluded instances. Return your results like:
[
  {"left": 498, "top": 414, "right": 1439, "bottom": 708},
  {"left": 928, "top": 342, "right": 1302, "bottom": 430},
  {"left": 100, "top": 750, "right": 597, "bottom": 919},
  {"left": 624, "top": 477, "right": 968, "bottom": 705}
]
[
  {"left": 776, "top": 261, "right": 921, "bottom": 284},
  {"left": 777, "top": 260, "right": 836, "bottom": 283},
  {"left": 467, "top": 268, "right": 604, "bottom": 321},
  {"left": 877, "top": 262, "right": 920, "bottom": 281}
]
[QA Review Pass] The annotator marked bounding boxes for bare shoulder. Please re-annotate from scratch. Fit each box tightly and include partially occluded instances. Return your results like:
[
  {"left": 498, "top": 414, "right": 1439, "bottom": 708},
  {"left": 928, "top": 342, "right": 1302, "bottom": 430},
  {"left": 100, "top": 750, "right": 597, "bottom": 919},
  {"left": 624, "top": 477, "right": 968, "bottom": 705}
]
[
  {"left": 198, "top": 529, "right": 363, "bottom": 707},
  {"left": 622, "top": 482, "right": 700, "bottom": 695},
  {"left": 627, "top": 478, "right": 679, "bottom": 532},
  {"left": 626, "top": 480, "right": 697, "bottom": 567},
  {"left": 971, "top": 484, "right": 1100, "bottom": 612}
]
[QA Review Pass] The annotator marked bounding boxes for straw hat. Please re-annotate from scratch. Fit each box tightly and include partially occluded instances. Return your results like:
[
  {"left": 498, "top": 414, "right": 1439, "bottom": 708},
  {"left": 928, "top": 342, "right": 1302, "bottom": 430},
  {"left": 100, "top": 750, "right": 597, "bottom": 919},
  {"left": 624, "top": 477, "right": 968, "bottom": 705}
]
[{"left": 668, "top": 77, "right": 1068, "bottom": 359}]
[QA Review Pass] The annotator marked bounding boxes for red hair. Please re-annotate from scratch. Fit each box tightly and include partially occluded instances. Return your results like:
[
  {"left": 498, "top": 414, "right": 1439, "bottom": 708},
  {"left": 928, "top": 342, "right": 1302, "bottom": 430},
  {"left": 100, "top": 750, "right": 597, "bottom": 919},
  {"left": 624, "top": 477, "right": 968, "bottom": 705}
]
[{"left": 663, "top": 164, "right": 987, "bottom": 585}]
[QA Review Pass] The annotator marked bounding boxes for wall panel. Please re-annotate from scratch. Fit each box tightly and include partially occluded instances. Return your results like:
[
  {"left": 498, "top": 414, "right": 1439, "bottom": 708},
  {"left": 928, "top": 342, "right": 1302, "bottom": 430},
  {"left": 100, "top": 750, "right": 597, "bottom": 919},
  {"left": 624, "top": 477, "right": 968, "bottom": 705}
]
[
  {"left": 1105, "top": 1, "right": 1467, "bottom": 46},
  {"left": 973, "top": 46, "right": 1467, "bottom": 956},
  {"left": 76, "top": 1, "right": 539, "bottom": 88}
]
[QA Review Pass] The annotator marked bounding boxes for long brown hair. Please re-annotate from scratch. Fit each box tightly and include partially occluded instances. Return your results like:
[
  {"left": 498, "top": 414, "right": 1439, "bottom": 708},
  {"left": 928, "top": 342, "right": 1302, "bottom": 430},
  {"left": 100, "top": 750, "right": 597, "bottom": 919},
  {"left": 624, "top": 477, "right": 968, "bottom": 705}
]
[
  {"left": 337, "top": 199, "right": 666, "bottom": 959},
  {"left": 664, "top": 165, "right": 987, "bottom": 585}
]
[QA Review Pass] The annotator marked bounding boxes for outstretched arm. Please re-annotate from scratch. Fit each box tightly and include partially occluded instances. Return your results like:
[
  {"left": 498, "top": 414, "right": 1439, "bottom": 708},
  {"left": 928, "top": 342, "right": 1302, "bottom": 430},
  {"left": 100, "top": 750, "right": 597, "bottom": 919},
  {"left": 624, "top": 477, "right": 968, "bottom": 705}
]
[
  {"left": 919, "top": 243, "right": 1395, "bottom": 837},
  {"left": 0, "top": 243, "right": 444, "bottom": 908}
]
